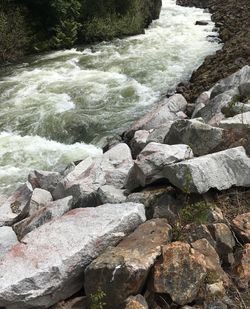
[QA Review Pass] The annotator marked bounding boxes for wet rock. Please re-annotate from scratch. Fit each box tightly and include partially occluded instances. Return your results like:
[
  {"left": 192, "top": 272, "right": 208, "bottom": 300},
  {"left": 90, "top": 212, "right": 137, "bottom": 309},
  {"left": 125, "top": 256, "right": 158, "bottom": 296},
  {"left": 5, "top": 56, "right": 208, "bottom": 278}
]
[
  {"left": 84, "top": 219, "right": 171, "bottom": 309},
  {"left": 53, "top": 143, "right": 133, "bottom": 207},
  {"left": 0, "top": 202, "right": 145, "bottom": 309},
  {"left": 125, "top": 142, "right": 193, "bottom": 191},
  {"left": 124, "top": 94, "right": 187, "bottom": 140},
  {"left": 0, "top": 226, "right": 19, "bottom": 259},
  {"left": 125, "top": 295, "right": 148, "bottom": 309},
  {"left": 97, "top": 185, "right": 126, "bottom": 204},
  {"left": 164, "top": 146, "right": 250, "bottom": 194},
  {"left": 0, "top": 183, "right": 33, "bottom": 227},
  {"left": 13, "top": 196, "right": 73, "bottom": 240},
  {"left": 232, "top": 212, "right": 250, "bottom": 243},
  {"left": 152, "top": 242, "right": 207, "bottom": 305},
  {"left": 130, "top": 130, "right": 150, "bottom": 158},
  {"left": 219, "top": 111, "right": 250, "bottom": 132},
  {"left": 164, "top": 118, "right": 224, "bottom": 156},
  {"left": 208, "top": 223, "right": 235, "bottom": 265},
  {"left": 191, "top": 239, "right": 229, "bottom": 285},
  {"left": 28, "top": 188, "right": 53, "bottom": 216},
  {"left": 233, "top": 244, "right": 250, "bottom": 289},
  {"left": 28, "top": 170, "right": 62, "bottom": 193}
]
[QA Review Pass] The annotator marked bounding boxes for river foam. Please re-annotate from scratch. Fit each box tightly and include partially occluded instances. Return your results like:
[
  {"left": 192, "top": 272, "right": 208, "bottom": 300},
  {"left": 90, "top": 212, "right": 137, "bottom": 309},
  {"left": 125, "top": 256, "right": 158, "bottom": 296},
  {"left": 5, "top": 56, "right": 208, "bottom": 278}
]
[{"left": 0, "top": 0, "right": 221, "bottom": 194}]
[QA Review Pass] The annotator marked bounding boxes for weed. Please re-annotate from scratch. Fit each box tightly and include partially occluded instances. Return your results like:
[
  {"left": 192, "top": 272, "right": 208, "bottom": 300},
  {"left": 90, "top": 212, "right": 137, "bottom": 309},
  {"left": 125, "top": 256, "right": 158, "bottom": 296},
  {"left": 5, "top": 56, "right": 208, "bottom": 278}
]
[{"left": 90, "top": 288, "right": 106, "bottom": 309}]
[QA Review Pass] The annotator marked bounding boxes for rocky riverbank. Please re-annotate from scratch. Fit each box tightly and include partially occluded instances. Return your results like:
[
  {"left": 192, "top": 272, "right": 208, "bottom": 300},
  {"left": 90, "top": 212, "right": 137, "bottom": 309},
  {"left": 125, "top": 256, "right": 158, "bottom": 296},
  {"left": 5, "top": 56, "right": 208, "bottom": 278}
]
[
  {"left": 176, "top": 0, "right": 250, "bottom": 102},
  {"left": 1, "top": 66, "right": 250, "bottom": 309}
]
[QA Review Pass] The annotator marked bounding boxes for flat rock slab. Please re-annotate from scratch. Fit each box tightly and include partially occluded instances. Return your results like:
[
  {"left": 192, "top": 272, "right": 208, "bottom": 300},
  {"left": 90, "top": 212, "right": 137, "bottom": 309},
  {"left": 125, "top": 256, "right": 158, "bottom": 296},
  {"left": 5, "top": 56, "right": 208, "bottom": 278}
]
[
  {"left": 125, "top": 142, "right": 193, "bottom": 191},
  {"left": 85, "top": 219, "right": 171, "bottom": 309},
  {"left": 164, "top": 146, "right": 250, "bottom": 194},
  {"left": 0, "top": 227, "right": 19, "bottom": 260},
  {"left": 0, "top": 202, "right": 146, "bottom": 309}
]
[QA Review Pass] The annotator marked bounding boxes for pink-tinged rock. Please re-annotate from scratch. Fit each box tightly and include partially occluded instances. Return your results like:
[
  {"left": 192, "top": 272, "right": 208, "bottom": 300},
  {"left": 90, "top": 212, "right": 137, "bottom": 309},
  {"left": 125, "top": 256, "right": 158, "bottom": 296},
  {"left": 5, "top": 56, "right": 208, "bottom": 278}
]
[
  {"left": 234, "top": 244, "right": 250, "bottom": 289},
  {"left": 0, "top": 202, "right": 145, "bottom": 309},
  {"left": 232, "top": 212, "right": 250, "bottom": 243},
  {"left": 28, "top": 170, "right": 62, "bottom": 193}
]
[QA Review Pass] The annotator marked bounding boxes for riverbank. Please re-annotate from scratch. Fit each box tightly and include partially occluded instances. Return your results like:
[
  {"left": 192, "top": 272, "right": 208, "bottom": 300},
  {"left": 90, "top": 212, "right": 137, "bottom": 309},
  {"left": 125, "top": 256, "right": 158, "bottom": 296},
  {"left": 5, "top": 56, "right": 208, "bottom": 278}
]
[{"left": 176, "top": 0, "right": 250, "bottom": 102}]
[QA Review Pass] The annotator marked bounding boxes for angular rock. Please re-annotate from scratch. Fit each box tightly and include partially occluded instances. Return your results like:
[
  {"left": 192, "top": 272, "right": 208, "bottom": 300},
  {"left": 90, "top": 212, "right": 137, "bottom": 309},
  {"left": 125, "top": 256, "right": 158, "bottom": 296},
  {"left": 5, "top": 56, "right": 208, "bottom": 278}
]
[
  {"left": 13, "top": 196, "right": 73, "bottom": 240},
  {"left": 239, "top": 82, "right": 250, "bottom": 97},
  {"left": 28, "top": 188, "right": 53, "bottom": 216},
  {"left": 164, "top": 146, "right": 250, "bottom": 194},
  {"left": 164, "top": 118, "right": 224, "bottom": 156},
  {"left": 97, "top": 185, "right": 126, "bottom": 204},
  {"left": 221, "top": 102, "right": 250, "bottom": 117},
  {"left": 28, "top": 170, "right": 62, "bottom": 193},
  {"left": 146, "top": 123, "right": 173, "bottom": 144},
  {"left": 0, "top": 202, "right": 145, "bottom": 309},
  {"left": 53, "top": 143, "right": 133, "bottom": 207},
  {"left": 124, "top": 94, "right": 187, "bottom": 140},
  {"left": 208, "top": 223, "right": 235, "bottom": 265},
  {"left": 84, "top": 219, "right": 171, "bottom": 309},
  {"left": 0, "top": 226, "right": 19, "bottom": 260},
  {"left": 219, "top": 111, "right": 250, "bottom": 132},
  {"left": 152, "top": 242, "right": 207, "bottom": 305},
  {"left": 191, "top": 239, "right": 229, "bottom": 285},
  {"left": 125, "top": 142, "right": 193, "bottom": 191},
  {"left": 233, "top": 244, "right": 250, "bottom": 289},
  {"left": 125, "top": 295, "right": 148, "bottom": 309},
  {"left": 232, "top": 212, "right": 250, "bottom": 243},
  {"left": 183, "top": 224, "right": 216, "bottom": 248},
  {"left": 130, "top": 130, "right": 150, "bottom": 158},
  {"left": 0, "top": 183, "right": 33, "bottom": 227}
]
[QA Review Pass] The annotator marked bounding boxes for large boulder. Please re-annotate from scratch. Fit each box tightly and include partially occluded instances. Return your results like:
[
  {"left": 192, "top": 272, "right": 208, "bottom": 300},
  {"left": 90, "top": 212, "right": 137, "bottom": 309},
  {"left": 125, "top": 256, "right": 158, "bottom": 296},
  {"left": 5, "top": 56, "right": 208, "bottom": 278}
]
[
  {"left": 0, "top": 226, "right": 19, "bottom": 260},
  {"left": 84, "top": 219, "right": 171, "bottom": 309},
  {"left": 164, "top": 146, "right": 250, "bottom": 194},
  {"left": 164, "top": 118, "right": 224, "bottom": 156},
  {"left": 0, "top": 202, "right": 145, "bottom": 309},
  {"left": 0, "top": 183, "right": 33, "bottom": 227},
  {"left": 125, "top": 142, "right": 193, "bottom": 191},
  {"left": 53, "top": 143, "right": 133, "bottom": 207},
  {"left": 152, "top": 242, "right": 207, "bottom": 305},
  {"left": 13, "top": 196, "right": 73, "bottom": 240},
  {"left": 124, "top": 94, "right": 187, "bottom": 140}
]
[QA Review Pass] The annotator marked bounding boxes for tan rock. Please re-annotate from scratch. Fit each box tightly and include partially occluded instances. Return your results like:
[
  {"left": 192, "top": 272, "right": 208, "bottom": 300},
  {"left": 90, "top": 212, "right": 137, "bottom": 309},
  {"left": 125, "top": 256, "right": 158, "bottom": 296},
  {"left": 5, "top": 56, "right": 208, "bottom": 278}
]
[
  {"left": 125, "top": 295, "right": 148, "bottom": 309},
  {"left": 234, "top": 244, "right": 250, "bottom": 289},
  {"left": 232, "top": 212, "right": 250, "bottom": 243}
]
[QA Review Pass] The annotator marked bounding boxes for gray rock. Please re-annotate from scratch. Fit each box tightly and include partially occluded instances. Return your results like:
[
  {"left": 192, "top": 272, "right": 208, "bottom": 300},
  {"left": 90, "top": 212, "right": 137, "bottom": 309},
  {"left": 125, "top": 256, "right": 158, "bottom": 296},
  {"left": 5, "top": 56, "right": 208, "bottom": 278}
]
[
  {"left": 239, "top": 82, "right": 250, "bottom": 97},
  {"left": 97, "top": 185, "right": 126, "bottom": 204},
  {"left": 130, "top": 130, "right": 150, "bottom": 158},
  {"left": 124, "top": 94, "right": 187, "bottom": 140},
  {"left": 28, "top": 170, "right": 62, "bottom": 193},
  {"left": 0, "top": 227, "right": 19, "bottom": 260},
  {"left": 164, "top": 147, "right": 250, "bottom": 194},
  {"left": 28, "top": 188, "right": 53, "bottom": 216},
  {"left": 125, "top": 142, "right": 193, "bottom": 191},
  {"left": 164, "top": 118, "right": 224, "bottom": 156},
  {"left": 146, "top": 123, "right": 173, "bottom": 144},
  {"left": 53, "top": 143, "right": 133, "bottom": 207},
  {"left": 0, "top": 202, "right": 146, "bottom": 309},
  {"left": 219, "top": 111, "right": 250, "bottom": 132},
  {"left": 84, "top": 219, "right": 171, "bottom": 309},
  {"left": 13, "top": 196, "right": 73, "bottom": 240},
  {"left": 0, "top": 183, "right": 33, "bottom": 227}
]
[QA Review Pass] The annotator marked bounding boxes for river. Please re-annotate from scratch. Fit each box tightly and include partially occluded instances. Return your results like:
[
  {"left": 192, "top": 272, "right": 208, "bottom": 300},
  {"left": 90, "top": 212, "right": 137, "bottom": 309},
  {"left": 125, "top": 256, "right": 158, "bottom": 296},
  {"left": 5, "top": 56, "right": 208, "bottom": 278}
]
[{"left": 0, "top": 0, "right": 221, "bottom": 195}]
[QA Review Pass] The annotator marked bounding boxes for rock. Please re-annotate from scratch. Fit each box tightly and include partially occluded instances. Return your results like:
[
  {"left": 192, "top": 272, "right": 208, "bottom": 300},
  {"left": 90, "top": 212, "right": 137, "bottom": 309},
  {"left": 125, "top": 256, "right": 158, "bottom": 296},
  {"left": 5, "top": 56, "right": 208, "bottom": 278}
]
[
  {"left": 28, "top": 188, "right": 53, "bottom": 216},
  {"left": 84, "top": 219, "right": 171, "bottom": 309},
  {"left": 0, "top": 226, "right": 19, "bottom": 260},
  {"left": 191, "top": 239, "right": 229, "bottom": 285},
  {"left": 0, "top": 202, "right": 145, "bottom": 309},
  {"left": 146, "top": 123, "right": 173, "bottom": 144},
  {"left": 208, "top": 223, "right": 235, "bottom": 265},
  {"left": 125, "top": 142, "right": 193, "bottom": 191},
  {"left": 124, "top": 94, "right": 187, "bottom": 140},
  {"left": 130, "top": 130, "right": 150, "bottom": 158},
  {"left": 163, "top": 146, "right": 250, "bottom": 194},
  {"left": 51, "top": 297, "right": 88, "bottom": 309},
  {"left": 176, "top": 0, "right": 209, "bottom": 8},
  {"left": 221, "top": 102, "right": 250, "bottom": 117},
  {"left": 239, "top": 82, "right": 250, "bottom": 97},
  {"left": 219, "top": 111, "right": 250, "bottom": 132},
  {"left": 28, "top": 170, "right": 62, "bottom": 193},
  {"left": 195, "top": 20, "right": 209, "bottom": 25},
  {"left": 184, "top": 224, "right": 216, "bottom": 248},
  {"left": 13, "top": 196, "right": 73, "bottom": 240},
  {"left": 232, "top": 212, "right": 250, "bottom": 243},
  {"left": 125, "top": 295, "right": 148, "bottom": 309},
  {"left": 152, "top": 242, "right": 207, "bottom": 305},
  {"left": 53, "top": 143, "right": 133, "bottom": 207},
  {"left": 164, "top": 118, "right": 224, "bottom": 156},
  {"left": 102, "top": 134, "right": 122, "bottom": 153},
  {"left": 0, "top": 183, "right": 33, "bottom": 227},
  {"left": 97, "top": 185, "right": 126, "bottom": 204},
  {"left": 233, "top": 244, "right": 250, "bottom": 289}
]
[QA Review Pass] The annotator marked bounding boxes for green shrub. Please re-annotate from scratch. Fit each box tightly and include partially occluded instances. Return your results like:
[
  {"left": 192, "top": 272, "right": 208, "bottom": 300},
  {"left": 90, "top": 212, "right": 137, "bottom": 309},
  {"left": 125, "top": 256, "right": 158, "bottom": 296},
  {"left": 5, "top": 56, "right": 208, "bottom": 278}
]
[{"left": 90, "top": 288, "right": 106, "bottom": 309}]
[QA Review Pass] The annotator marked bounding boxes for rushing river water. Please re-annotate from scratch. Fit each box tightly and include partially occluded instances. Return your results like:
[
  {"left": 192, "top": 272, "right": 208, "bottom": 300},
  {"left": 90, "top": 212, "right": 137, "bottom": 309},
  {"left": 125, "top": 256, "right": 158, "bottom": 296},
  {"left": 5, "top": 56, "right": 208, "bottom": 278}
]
[{"left": 0, "top": 0, "right": 221, "bottom": 195}]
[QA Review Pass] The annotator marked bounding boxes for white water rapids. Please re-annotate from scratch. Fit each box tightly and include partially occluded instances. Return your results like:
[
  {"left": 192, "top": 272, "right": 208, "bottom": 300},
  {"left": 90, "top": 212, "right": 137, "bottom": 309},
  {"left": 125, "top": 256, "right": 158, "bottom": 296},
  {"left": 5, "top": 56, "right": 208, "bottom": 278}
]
[{"left": 0, "top": 0, "right": 221, "bottom": 195}]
